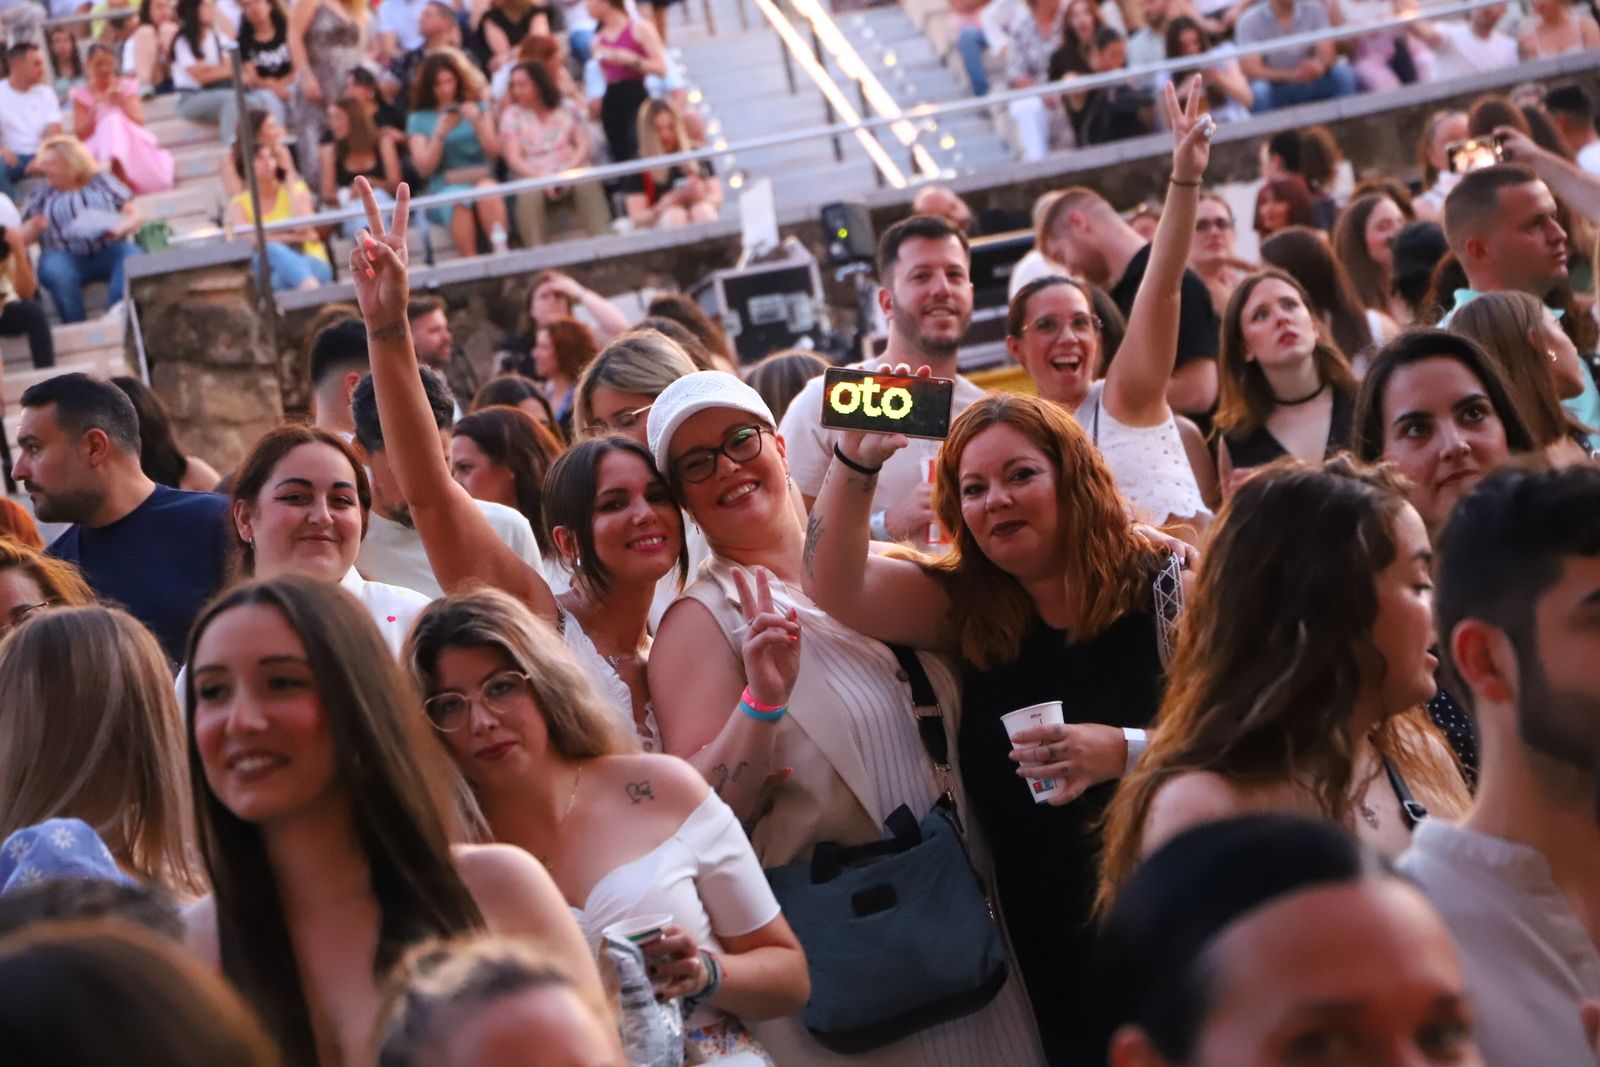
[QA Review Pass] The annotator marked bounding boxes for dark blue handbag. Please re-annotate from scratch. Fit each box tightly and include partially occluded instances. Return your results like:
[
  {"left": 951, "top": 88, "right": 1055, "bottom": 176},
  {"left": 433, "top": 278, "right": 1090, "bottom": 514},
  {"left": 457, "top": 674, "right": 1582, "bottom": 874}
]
[{"left": 763, "top": 646, "right": 1009, "bottom": 1054}]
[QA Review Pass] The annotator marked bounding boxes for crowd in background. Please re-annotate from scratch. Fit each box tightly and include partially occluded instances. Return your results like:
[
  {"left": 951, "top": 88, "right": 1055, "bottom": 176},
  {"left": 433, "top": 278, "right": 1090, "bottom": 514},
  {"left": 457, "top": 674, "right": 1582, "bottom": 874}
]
[{"left": 0, "top": 5, "right": 1598, "bottom": 1066}]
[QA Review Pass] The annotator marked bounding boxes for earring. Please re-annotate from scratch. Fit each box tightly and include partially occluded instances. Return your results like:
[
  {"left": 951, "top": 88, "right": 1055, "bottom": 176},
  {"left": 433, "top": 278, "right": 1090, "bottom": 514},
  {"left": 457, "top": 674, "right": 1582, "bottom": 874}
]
[
  {"left": 573, "top": 554, "right": 584, "bottom": 570},
  {"left": 1548, "top": 349, "right": 1559, "bottom": 363}
]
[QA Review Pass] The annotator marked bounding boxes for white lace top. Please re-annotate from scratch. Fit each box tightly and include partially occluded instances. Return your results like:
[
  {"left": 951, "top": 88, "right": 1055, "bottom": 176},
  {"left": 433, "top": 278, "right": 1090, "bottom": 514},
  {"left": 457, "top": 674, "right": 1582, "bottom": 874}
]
[
  {"left": 1074, "top": 381, "right": 1210, "bottom": 525},
  {"left": 560, "top": 607, "right": 662, "bottom": 752}
]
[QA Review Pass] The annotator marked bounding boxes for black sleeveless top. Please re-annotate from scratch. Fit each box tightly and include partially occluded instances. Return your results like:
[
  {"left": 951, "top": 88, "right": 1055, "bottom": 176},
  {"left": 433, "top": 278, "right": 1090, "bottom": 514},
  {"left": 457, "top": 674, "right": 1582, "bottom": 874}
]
[
  {"left": 957, "top": 609, "right": 1165, "bottom": 1067},
  {"left": 1219, "top": 381, "right": 1356, "bottom": 471}
]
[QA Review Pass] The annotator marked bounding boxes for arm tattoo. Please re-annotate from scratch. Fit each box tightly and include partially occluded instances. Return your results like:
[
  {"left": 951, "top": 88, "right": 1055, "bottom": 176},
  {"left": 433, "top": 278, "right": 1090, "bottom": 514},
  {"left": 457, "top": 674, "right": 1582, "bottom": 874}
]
[
  {"left": 711, "top": 761, "right": 748, "bottom": 796},
  {"left": 802, "top": 511, "right": 823, "bottom": 582},
  {"left": 369, "top": 320, "right": 406, "bottom": 342},
  {"left": 625, "top": 780, "right": 656, "bottom": 804}
]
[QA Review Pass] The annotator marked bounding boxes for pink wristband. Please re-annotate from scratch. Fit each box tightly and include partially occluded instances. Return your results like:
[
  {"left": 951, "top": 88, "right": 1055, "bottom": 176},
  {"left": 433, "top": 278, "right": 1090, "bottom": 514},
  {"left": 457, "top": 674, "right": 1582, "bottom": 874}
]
[{"left": 742, "top": 687, "right": 786, "bottom": 714}]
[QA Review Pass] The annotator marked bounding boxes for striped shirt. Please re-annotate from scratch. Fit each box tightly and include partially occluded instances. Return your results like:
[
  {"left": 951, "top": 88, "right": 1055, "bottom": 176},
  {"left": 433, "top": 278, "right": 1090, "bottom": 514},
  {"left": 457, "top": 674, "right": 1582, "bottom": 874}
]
[{"left": 25, "top": 172, "right": 132, "bottom": 257}]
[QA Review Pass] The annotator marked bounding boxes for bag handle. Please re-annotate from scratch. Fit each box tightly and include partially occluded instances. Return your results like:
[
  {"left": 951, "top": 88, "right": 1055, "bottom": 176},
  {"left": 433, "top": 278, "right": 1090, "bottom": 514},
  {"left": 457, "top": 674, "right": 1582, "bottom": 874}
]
[{"left": 809, "top": 805, "right": 923, "bottom": 883}]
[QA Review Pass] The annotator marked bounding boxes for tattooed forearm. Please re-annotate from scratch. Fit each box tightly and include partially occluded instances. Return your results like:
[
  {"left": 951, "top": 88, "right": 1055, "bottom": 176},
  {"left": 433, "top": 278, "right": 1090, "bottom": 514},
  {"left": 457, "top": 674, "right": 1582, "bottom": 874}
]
[
  {"left": 625, "top": 780, "right": 655, "bottom": 804},
  {"left": 369, "top": 320, "right": 406, "bottom": 342},
  {"left": 802, "top": 511, "right": 823, "bottom": 582},
  {"left": 711, "top": 761, "right": 749, "bottom": 796}
]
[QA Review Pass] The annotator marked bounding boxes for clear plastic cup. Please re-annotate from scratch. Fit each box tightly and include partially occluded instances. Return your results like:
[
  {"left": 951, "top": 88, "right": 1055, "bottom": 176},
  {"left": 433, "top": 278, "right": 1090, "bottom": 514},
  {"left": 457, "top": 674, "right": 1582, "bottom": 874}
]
[{"left": 602, "top": 912, "right": 674, "bottom": 946}]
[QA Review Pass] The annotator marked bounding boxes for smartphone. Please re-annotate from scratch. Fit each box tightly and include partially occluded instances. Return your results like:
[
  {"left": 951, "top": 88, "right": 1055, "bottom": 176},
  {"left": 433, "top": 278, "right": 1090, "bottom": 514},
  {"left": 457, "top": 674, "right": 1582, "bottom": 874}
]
[
  {"left": 1446, "top": 133, "right": 1508, "bottom": 175},
  {"left": 819, "top": 366, "right": 955, "bottom": 440}
]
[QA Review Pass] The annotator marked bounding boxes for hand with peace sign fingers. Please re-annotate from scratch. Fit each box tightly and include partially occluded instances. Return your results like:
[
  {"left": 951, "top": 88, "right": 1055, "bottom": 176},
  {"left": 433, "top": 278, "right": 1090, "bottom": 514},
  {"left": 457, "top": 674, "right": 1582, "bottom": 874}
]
[
  {"left": 733, "top": 565, "right": 802, "bottom": 711},
  {"left": 349, "top": 175, "right": 412, "bottom": 335},
  {"left": 1100, "top": 74, "right": 1217, "bottom": 432}
]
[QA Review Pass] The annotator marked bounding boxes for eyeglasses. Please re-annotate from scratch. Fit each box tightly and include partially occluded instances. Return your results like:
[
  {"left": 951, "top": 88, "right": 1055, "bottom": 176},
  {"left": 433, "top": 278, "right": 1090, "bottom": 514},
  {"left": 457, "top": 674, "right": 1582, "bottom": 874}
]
[
  {"left": 423, "top": 670, "right": 532, "bottom": 733},
  {"left": 0, "top": 602, "right": 48, "bottom": 637},
  {"left": 1021, "top": 314, "right": 1101, "bottom": 341},
  {"left": 589, "top": 403, "right": 653, "bottom": 436},
  {"left": 1195, "top": 217, "right": 1233, "bottom": 233},
  {"left": 672, "top": 424, "right": 769, "bottom": 484}
]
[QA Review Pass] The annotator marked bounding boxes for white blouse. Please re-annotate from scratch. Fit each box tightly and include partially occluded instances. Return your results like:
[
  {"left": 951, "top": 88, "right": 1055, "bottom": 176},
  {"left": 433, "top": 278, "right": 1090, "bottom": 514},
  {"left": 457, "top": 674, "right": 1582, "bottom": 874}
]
[
  {"left": 560, "top": 607, "right": 662, "bottom": 753},
  {"left": 338, "top": 568, "right": 432, "bottom": 657},
  {"left": 1074, "top": 381, "right": 1210, "bottom": 526},
  {"left": 573, "top": 792, "right": 781, "bottom": 1028}
]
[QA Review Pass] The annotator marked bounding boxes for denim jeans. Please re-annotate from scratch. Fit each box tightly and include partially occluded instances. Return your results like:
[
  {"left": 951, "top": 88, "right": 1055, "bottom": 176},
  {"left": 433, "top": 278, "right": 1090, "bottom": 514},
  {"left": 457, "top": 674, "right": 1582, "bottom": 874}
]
[
  {"left": 261, "top": 241, "right": 333, "bottom": 290},
  {"left": 1249, "top": 61, "right": 1358, "bottom": 112},
  {"left": 956, "top": 26, "right": 989, "bottom": 96},
  {"left": 0, "top": 153, "right": 34, "bottom": 200},
  {"left": 38, "top": 241, "right": 141, "bottom": 324}
]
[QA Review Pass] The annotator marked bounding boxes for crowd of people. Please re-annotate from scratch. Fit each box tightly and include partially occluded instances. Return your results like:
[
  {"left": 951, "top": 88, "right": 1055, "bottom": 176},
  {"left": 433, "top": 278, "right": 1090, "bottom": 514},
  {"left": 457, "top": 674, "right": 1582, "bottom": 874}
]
[{"left": 1, "top": 16, "right": 1600, "bottom": 1067}]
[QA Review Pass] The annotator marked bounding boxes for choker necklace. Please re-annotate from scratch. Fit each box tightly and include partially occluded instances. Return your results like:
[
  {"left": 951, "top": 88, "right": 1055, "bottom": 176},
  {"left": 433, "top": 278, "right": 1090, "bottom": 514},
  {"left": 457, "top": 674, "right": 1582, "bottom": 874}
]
[{"left": 1271, "top": 382, "right": 1328, "bottom": 406}]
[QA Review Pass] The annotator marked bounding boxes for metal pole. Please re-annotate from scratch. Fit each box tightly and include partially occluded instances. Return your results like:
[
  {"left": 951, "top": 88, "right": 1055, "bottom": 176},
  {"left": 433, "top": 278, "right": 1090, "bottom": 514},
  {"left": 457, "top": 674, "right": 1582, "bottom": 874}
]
[
  {"left": 229, "top": 45, "right": 279, "bottom": 361},
  {"left": 700, "top": 0, "right": 716, "bottom": 35},
  {"left": 780, "top": 21, "right": 797, "bottom": 94},
  {"left": 809, "top": 23, "right": 844, "bottom": 161}
]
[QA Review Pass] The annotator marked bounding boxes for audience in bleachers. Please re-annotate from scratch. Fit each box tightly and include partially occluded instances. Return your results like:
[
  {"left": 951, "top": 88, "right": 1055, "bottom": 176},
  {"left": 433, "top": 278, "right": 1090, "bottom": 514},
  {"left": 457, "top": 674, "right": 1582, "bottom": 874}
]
[
  {"left": 21, "top": 135, "right": 141, "bottom": 323},
  {"left": 70, "top": 42, "right": 174, "bottom": 194},
  {"left": 0, "top": 43, "right": 65, "bottom": 201},
  {"left": 406, "top": 50, "right": 507, "bottom": 256},
  {"left": 228, "top": 139, "right": 331, "bottom": 289},
  {"left": 623, "top": 97, "right": 719, "bottom": 230}
]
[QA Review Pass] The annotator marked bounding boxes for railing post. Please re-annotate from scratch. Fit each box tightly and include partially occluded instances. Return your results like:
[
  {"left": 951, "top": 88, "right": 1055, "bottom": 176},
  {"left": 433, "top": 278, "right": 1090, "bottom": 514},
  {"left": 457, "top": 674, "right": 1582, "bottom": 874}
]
[
  {"left": 700, "top": 0, "right": 716, "bottom": 35},
  {"left": 780, "top": 26, "right": 798, "bottom": 94},
  {"left": 810, "top": 22, "right": 844, "bottom": 160}
]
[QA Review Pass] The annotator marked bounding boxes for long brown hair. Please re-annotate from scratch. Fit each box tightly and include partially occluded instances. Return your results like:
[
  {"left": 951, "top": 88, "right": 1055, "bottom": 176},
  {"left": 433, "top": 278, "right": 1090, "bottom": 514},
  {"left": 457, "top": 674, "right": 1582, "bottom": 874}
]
[
  {"left": 1446, "top": 291, "right": 1589, "bottom": 447},
  {"left": 229, "top": 425, "right": 373, "bottom": 578},
  {"left": 1259, "top": 227, "right": 1375, "bottom": 362},
  {"left": 0, "top": 605, "right": 204, "bottom": 894},
  {"left": 542, "top": 318, "right": 600, "bottom": 382},
  {"left": 908, "top": 394, "right": 1163, "bottom": 670},
  {"left": 1332, "top": 193, "right": 1412, "bottom": 316},
  {"left": 451, "top": 406, "right": 564, "bottom": 554},
  {"left": 1216, "top": 269, "right": 1356, "bottom": 437},
  {"left": 1097, "top": 458, "right": 1468, "bottom": 906},
  {"left": 184, "top": 576, "right": 485, "bottom": 1065}
]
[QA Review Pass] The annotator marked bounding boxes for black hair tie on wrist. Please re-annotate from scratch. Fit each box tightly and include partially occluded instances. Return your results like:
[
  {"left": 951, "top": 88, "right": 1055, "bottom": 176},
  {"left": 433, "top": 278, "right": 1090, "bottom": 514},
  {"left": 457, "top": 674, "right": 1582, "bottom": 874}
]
[{"left": 833, "top": 443, "right": 883, "bottom": 477}]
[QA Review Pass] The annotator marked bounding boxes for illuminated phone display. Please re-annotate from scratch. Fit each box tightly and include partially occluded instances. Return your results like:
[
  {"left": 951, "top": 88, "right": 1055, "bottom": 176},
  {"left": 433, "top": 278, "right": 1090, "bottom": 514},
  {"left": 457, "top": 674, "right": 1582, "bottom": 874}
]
[{"left": 819, "top": 367, "right": 956, "bottom": 440}]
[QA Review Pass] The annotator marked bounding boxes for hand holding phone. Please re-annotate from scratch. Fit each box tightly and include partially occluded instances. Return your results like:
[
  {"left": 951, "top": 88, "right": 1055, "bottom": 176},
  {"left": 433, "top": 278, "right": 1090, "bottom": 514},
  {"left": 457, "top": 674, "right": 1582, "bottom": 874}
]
[
  {"left": 819, "top": 366, "right": 956, "bottom": 441},
  {"left": 1446, "top": 133, "right": 1508, "bottom": 175}
]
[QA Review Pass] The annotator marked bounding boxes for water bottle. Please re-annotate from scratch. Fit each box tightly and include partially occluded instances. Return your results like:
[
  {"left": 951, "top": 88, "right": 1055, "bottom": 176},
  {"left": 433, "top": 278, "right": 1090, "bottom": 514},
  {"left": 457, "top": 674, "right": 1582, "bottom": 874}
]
[{"left": 489, "top": 222, "right": 508, "bottom": 255}]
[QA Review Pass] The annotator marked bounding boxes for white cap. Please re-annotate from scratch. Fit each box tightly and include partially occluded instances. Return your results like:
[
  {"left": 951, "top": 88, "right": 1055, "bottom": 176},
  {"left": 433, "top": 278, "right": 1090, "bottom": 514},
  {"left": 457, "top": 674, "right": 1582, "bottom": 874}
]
[{"left": 647, "top": 371, "right": 776, "bottom": 475}]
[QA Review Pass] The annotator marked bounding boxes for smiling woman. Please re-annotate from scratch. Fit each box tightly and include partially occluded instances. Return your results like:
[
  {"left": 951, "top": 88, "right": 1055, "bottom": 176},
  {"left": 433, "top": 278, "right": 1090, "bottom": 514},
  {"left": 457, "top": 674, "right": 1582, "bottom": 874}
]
[{"left": 228, "top": 424, "right": 430, "bottom": 656}]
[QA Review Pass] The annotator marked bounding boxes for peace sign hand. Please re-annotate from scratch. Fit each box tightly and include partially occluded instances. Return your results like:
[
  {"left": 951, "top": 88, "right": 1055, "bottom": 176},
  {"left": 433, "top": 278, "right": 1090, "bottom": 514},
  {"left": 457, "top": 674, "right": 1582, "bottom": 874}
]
[
  {"left": 349, "top": 175, "right": 412, "bottom": 331},
  {"left": 1164, "top": 75, "right": 1214, "bottom": 187},
  {"left": 733, "top": 566, "right": 801, "bottom": 711}
]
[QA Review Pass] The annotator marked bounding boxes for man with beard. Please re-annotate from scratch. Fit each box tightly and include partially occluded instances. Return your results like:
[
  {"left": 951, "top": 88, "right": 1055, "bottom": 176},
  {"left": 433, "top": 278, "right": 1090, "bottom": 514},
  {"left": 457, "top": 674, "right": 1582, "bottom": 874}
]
[
  {"left": 351, "top": 368, "right": 543, "bottom": 597},
  {"left": 780, "top": 214, "right": 988, "bottom": 545},
  {"left": 1400, "top": 465, "right": 1600, "bottom": 1066},
  {"left": 1042, "top": 187, "right": 1220, "bottom": 421},
  {"left": 408, "top": 296, "right": 479, "bottom": 416},
  {"left": 13, "top": 373, "right": 229, "bottom": 662}
]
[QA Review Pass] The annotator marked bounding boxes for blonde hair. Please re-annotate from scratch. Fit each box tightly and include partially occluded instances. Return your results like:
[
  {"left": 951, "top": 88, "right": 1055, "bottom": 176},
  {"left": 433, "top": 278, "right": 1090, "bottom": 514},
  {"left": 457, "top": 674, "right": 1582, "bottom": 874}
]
[
  {"left": 405, "top": 587, "right": 635, "bottom": 760},
  {"left": 37, "top": 135, "right": 101, "bottom": 186},
  {"left": 572, "top": 328, "right": 697, "bottom": 437},
  {"left": 636, "top": 98, "right": 696, "bottom": 185},
  {"left": 0, "top": 606, "right": 203, "bottom": 894}
]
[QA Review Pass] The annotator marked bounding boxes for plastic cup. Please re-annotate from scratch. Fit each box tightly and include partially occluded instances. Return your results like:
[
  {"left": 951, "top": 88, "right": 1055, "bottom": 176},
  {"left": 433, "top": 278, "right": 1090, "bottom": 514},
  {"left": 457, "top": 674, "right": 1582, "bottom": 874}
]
[
  {"left": 1000, "top": 701, "right": 1067, "bottom": 804},
  {"left": 602, "top": 913, "right": 674, "bottom": 947}
]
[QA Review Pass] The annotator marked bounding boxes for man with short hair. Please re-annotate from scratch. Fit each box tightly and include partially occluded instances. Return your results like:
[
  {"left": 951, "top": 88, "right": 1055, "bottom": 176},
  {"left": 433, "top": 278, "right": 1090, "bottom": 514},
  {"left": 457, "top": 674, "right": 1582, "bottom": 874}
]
[
  {"left": 1399, "top": 465, "right": 1600, "bottom": 1067},
  {"left": 1234, "top": 0, "right": 1357, "bottom": 112},
  {"left": 309, "top": 317, "right": 371, "bottom": 436},
  {"left": 13, "top": 373, "right": 229, "bottom": 661},
  {"left": 0, "top": 43, "right": 62, "bottom": 198},
  {"left": 910, "top": 185, "right": 975, "bottom": 237},
  {"left": 408, "top": 296, "right": 479, "bottom": 410},
  {"left": 1545, "top": 84, "right": 1600, "bottom": 175},
  {"left": 351, "top": 368, "right": 544, "bottom": 597},
  {"left": 1044, "top": 187, "right": 1219, "bottom": 416},
  {"left": 383, "top": 2, "right": 485, "bottom": 107},
  {"left": 780, "top": 214, "right": 987, "bottom": 544},
  {"left": 1444, "top": 164, "right": 1570, "bottom": 303}
]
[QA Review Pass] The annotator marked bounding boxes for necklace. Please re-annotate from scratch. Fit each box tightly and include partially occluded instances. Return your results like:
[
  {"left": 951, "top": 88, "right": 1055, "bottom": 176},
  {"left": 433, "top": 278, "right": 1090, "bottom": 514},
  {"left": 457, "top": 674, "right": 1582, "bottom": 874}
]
[
  {"left": 538, "top": 763, "right": 584, "bottom": 871},
  {"left": 1270, "top": 381, "right": 1328, "bottom": 406}
]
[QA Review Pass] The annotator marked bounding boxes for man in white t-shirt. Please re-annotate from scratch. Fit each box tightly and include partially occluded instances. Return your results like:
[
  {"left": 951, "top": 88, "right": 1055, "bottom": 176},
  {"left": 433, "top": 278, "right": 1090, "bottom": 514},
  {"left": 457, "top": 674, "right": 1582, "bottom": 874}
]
[
  {"left": 0, "top": 43, "right": 62, "bottom": 199},
  {"left": 1545, "top": 84, "right": 1600, "bottom": 176},
  {"left": 780, "top": 214, "right": 986, "bottom": 547},
  {"left": 349, "top": 368, "right": 544, "bottom": 598},
  {"left": 1405, "top": 1, "right": 1516, "bottom": 81},
  {"left": 375, "top": 0, "right": 429, "bottom": 61}
]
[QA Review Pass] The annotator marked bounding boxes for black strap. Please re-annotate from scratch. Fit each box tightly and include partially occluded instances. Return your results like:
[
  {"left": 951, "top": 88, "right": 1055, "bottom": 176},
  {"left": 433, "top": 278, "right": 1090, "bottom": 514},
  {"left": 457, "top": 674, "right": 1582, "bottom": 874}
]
[
  {"left": 889, "top": 644, "right": 948, "bottom": 770},
  {"left": 1383, "top": 754, "right": 1429, "bottom": 830}
]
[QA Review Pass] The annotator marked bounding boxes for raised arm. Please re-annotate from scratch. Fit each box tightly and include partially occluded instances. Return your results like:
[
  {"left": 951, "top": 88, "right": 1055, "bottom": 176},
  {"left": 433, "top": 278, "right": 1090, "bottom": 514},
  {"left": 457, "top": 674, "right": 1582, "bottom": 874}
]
[
  {"left": 348, "top": 178, "right": 559, "bottom": 625},
  {"left": 799, "top": 422, "right": 957, "bottom": 652},
  {"left": 1497, "top": 125, "right": 1600, "bottom": 223},
  {"left": 1102, "top": 78, "right": 1213, "bottom": 429}
]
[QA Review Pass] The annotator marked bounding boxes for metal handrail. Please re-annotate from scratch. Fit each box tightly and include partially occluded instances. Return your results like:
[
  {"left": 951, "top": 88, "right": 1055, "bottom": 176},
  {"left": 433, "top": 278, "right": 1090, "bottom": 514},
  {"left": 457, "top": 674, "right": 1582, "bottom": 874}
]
[{"left": 176, "top": 0, "right": 1515, "bottom": 240}]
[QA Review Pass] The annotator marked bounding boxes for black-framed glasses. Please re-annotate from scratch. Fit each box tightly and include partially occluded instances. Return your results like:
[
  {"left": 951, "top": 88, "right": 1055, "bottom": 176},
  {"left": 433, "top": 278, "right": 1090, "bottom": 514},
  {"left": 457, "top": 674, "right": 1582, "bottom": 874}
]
[
  {"left": 1195, "top": 217, "right": 1233, "bottom": 233},
  {"left": 1021, "top": 314, "right": 1101, "bottom": 341},
  {"left": 0, "top": 602, "right": 48, "bottom": 637},
  {"left": 423, "top": 670, "right": 532, "bottom": 733},
  {"left": 672, "top": 424, "right": 769, "bottom": 484},
  {"left": 589, "top": 403, "right": 653, "bottom": 436}
]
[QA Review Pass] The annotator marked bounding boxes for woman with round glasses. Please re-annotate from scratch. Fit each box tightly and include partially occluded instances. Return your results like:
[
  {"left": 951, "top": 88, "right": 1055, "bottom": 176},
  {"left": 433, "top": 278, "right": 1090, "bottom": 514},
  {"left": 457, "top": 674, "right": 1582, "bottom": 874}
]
[
  {"left": 405, "top": 587, "right": 809, "bottom": 1063},
  {"left": 352, "top": 179, "right": 688, "bottom": 751},
  {"left": 1006, "top": 83, "right": 1214, "bottom": 533},
  {"left": 0, "top": 538, "right": 94, "bottom": 641}
]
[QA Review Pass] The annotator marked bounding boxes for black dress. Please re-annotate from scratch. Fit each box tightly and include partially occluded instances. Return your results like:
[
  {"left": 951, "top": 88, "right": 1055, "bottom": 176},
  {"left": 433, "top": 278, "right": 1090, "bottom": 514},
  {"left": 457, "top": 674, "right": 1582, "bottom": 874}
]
[
  {"left": 1218, "top": 382, "right": 1355, "bottom": 472},
  {"left": 957, "top": 609, "right": 1166, "bottom": 1067}
]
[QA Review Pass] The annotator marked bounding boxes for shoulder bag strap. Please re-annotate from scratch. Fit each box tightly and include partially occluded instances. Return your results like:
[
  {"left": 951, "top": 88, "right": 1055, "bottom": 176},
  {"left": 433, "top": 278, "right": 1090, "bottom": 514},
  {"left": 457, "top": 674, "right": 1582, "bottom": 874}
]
[
  {"left": 1382, "top": 754, "right": 1429, "bottom": 830},
  {"left": 887, "top": 644, "right": 965, "bottom": 826}
]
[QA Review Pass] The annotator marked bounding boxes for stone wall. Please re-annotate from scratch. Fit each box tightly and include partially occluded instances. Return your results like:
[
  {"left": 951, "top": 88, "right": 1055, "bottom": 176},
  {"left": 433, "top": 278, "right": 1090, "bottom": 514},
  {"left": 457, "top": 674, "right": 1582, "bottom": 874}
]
[{"left": 128, "top": 243, "right": 285, "bottom": 472}]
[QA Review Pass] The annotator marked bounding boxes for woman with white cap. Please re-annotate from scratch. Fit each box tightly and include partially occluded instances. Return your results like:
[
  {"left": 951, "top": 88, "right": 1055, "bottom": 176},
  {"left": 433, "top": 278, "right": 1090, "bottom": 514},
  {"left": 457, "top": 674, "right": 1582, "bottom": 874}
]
[{"left": 645, "top": 370, "right": 1047, "bottom": 1067}]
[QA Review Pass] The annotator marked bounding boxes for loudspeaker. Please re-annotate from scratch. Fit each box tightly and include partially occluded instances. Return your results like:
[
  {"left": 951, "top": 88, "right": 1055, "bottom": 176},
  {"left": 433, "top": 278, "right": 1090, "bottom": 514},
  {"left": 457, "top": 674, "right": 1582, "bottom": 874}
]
[{"left": 821, "top": 202, "right": 876, "bottom": 267}]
